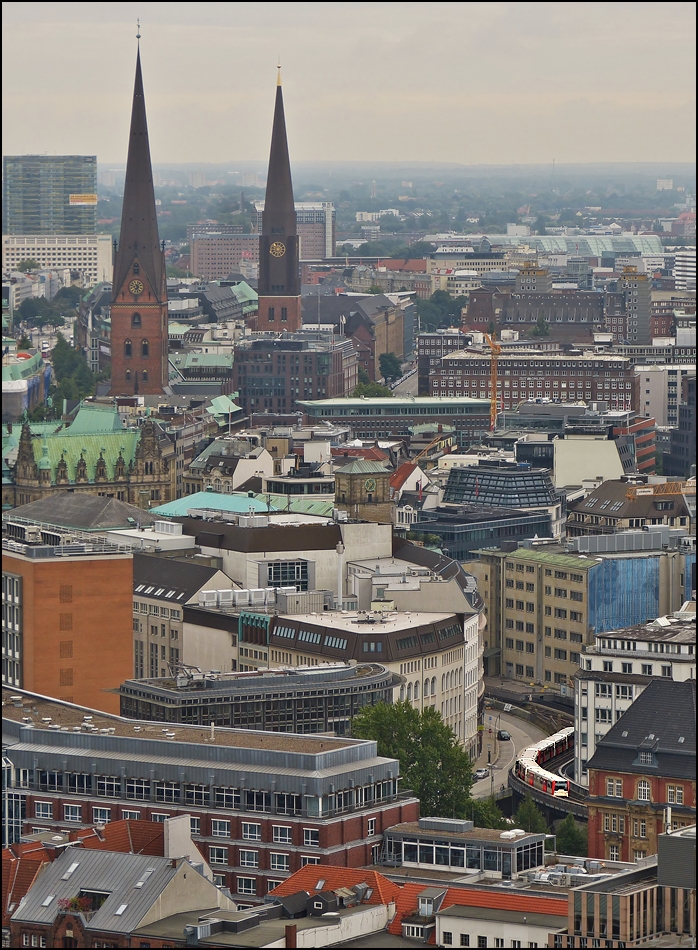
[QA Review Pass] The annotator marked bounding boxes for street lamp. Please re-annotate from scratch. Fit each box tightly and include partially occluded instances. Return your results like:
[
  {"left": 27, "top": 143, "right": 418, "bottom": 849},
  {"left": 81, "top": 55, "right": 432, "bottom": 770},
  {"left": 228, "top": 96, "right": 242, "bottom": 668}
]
[{"left": 490, "top": 765, "right": 495, "bottom": 800}]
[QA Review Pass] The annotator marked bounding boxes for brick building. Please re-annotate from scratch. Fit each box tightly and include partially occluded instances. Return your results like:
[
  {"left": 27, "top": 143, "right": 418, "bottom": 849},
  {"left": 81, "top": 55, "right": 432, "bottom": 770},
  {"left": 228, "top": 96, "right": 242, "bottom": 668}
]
[
  {"left": 234, "top": 331, "right": 357, "bottom": 416},
  {"left": 190, "top": 232, "right": 260, "bottom": 280},
  {"left": 253, "top": 201, "right": 336, "bottom": 259},
  {"left": 429, "top": 349, "right": 639, "bottom": 413},
  {"left": 2, "top": 538, "right": 133, "bottom": 714},
  {"left": 586, "top": 679, "right": 696, "bottom": 862},
  {"left": 2, "top": 689, "right": 420, "bottom": 901}
]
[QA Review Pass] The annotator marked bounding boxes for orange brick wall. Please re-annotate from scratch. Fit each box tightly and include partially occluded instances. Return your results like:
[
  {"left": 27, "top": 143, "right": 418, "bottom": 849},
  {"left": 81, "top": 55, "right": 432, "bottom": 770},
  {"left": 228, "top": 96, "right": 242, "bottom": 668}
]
[{"left": 6, "top": 553, "right": 134, "bottom": 714}]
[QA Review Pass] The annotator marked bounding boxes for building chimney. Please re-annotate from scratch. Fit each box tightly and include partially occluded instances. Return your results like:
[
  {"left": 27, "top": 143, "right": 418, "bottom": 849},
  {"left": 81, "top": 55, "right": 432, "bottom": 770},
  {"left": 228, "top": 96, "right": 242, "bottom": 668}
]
[{"left": 285, "top": 923, "right": 297, "bottom": 948}]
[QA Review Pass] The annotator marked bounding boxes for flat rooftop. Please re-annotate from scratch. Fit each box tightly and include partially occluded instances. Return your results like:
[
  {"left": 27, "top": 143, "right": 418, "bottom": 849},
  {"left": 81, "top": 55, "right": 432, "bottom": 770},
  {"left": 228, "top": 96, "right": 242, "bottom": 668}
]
[
  {"left": 592, "top": 618, "right": 696, "bottom": 644},
  {"left": 1, "top": 688, "right": 350, "bottom": 753},
  {"left": 277, "top": 610, "right": 455, "bottom": 634},
  {"left": 386, "top": 821, "right": 543, "bottom": 843}
]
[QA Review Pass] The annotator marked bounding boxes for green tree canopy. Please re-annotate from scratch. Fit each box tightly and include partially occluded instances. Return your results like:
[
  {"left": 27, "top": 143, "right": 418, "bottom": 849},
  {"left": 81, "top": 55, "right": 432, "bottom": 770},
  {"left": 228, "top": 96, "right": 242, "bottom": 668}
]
[
  {"left": 416, "top": 290, "right": 469, "bottom": 332},
  {"left": 17, "top": 335, "right": 31, "bottom": 350},
  {"left": 16, "top": 259, "right": 39, "bottom": 272},
  {"left": 379, "top": 352, "right": 402, "bottom": 382},
  {"left": 512, "top": 795, "right": 548, "bottom": 834},
  {"left": 555, "top": 813, "right": 587, "bottom": 856},
  {"left": 357, "top": 366, "right": 370, "bottom": 385},
  {"left": 530, "top": 314, "right": 550, "bottom": 338},
  {"left": 353, "top": 382, "right": 393, "bottom": 397},
  {"left": 351, "top": 701, "right": 473, "bottom": 818}
]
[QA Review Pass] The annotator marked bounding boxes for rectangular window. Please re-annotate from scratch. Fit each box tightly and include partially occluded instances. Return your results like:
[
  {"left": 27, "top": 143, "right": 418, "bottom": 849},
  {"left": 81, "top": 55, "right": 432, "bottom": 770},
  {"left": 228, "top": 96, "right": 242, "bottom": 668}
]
[
  {"left": 273, "top": 825, "right": 292, "bottom": 844},
  {"left": 368, "top": 818, "right": 376, "bottom": 836},
  {"left": 443, "top": 934, "right": 453, "bottom": 946},
  {"left": 242, "top": 823, "right": 261, "bottom": 840},
  {"left": 239, "top": 850, "right": 258, "bottom": 867},
  {"left": 35, "top": 801, "right": 53, "bottom": 819},
  {"left": 301, "top": 855, "right": 321, "bottom": 866},
  {"left": 63, "top": 804, "right": 81, "bottom": 822},
  {"left": 270, "top": 852, "right": 290, "bottom": 871},
  {"left": 92, "top": 807, "right": 111, "bottom": 824},
  {"left": 212, "top": 819, "right": 231, "bottom": 838},
  {"left": 237, "top": 877, "right": 256, "bottom": 895},
  {"left": 122, "top": 810, "right": 140, "bottom": 821},
  {"left": 461, "top": 937, "right": 470, "bottom": 948},
  {"left": 303, "top": 828, "right": 320, "bottom": 847},
  {"left": 209, "top": 846, "right": 228, "bottom": 866},
  {"left": 190, "top": 816, "right": 201, "bottom": 836}
]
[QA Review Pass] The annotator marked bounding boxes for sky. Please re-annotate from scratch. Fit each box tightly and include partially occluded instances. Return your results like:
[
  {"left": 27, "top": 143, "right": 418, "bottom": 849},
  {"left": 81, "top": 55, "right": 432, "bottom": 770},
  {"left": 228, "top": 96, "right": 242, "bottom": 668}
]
[{"left": 2, "top": 2, "right": 696, "bottom": 167}]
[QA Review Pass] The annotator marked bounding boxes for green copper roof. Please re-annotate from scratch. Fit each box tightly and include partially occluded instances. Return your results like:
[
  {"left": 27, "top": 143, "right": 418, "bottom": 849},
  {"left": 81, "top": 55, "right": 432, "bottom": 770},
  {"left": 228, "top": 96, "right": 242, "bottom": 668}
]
[
  {"left": 31, "top": 431, "right": 139, "bottom": 483},
  {"left": 334, "top": 458, "right": 388, "bottom": 475},
  {"left": 477, "top": 547, "right": 600, "bottom": 570},
  {"left": 149, "top": 490, "right": 271, "bottom": 517},
  {"left": 2, "top": 350, "right": 46, "bottom": 381},
  {"left": 67, "top": 402, "right": 125, "bottom": 435},
  {"left": 252, "top": 493, "right": 334, "bottom": 517}
]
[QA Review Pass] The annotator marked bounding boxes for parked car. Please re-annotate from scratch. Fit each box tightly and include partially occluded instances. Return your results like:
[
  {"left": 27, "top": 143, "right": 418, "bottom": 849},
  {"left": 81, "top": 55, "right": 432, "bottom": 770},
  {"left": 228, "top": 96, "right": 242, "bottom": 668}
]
[
  {"left": 473, "top": 768, "right": 490, "bottom": 780},
  {"left": 498, "top": 730, "right": 511, "bottom": 741}
]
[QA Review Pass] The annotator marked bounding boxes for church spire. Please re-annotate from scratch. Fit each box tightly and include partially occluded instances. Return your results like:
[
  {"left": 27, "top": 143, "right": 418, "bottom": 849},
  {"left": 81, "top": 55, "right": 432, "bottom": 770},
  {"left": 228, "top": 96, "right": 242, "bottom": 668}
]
[
  {"left": 255, "top": 69, "right": 300, "bottom": 329},
  {"left": 262, "top": 71, "right": 296, "bottom": 229},
  {"left": 112, "top": 46, "right": 164, "bottom": 302}
]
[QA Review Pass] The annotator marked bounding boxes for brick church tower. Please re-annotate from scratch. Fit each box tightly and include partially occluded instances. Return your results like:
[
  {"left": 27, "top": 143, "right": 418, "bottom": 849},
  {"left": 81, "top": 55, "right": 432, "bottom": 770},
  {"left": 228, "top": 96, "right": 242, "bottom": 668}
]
[
  {"left": 254, "top": 70, "right": 302, "bottom": 332},
  {"left": 110, "top": 45, "right": 168, "bottom": 395}
]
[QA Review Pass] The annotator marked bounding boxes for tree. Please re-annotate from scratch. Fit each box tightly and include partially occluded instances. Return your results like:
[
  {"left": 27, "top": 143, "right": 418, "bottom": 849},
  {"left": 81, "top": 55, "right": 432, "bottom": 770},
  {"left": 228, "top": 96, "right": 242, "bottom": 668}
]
[
  {"left": 470, "top": 796, "right": 509, "bottom": 830},
  {"left": 530, "top": 314, "right": 550, "bottom": 338},
  {"left": 555, "top": 814, "right": 587, "bottom": 856},
  {"left": 352, "top": 702, "right": 473, "bottom": 818},
  {"left": 379, "top": 352, "right": 402, "bottom": 383},
  {"left": 353, "top": 382, "right": 393, "bottom": 398},
  {"left": 534, "top": 217, "right": 548, "bottom": 236},
  {"left": 16, "top": 259, "right": 39, "bottom": 272},
  {"left": 368, "top": 286, "right": 382, "bottom": 294},
  {"left": 357, "top": 366, "right": 370, "bottom": 385},
  {"left": 512, "top": 795, "right": 548, "bottom": 834},
  {"left": 17, "top": 335, "right": 31, "bottom": 350}
]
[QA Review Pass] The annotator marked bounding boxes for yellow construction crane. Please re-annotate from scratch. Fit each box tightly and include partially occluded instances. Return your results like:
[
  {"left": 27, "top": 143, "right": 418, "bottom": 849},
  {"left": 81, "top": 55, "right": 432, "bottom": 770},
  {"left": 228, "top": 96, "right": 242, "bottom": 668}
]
[
  {"left": 484, "top": 332, "right": 502, "bottom": 431},
  {"left": 625, "top": 480, "right": 695, "bottom": 500}
]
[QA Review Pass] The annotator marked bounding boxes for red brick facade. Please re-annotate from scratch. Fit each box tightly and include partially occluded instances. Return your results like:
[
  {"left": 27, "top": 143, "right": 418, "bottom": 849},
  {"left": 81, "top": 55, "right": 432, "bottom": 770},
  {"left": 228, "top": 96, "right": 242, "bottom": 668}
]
[
  {"left": 587, "top": 767, "right": 696, "bottom": 862},
  {"left": 254, "top": 294, "right": 302, "bottom": 332},
  {"left": 110, "top": 267, "right": 168, "bottom": 396}
]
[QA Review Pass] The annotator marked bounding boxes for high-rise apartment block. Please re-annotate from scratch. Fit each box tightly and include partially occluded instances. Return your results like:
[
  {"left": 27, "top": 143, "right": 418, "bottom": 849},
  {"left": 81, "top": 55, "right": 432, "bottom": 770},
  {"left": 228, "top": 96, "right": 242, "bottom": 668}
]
[
  {"left": 253, "top": 201, "right": 336, "bottom": 259},
  {"left": 618, "top": 265, "right": 651, "bottom": 345},
  {"left": 1, "top": 234, "right": 112, "bottom": 285},
  {"left": 2, "top": 537, "right": 133, "bottom": 714},
  {"left": 2, "top": 155, "right": 97, "bottom": 235}
]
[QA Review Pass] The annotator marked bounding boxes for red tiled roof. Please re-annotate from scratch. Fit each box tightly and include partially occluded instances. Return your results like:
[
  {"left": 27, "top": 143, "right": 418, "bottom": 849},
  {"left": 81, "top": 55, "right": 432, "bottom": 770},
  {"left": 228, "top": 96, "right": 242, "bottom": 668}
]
[
  {"left": 2, "top": 844, "right": 52, "bottom": 928},
  {"left": 390, "top": 462, "right": 417, "bottom": 490},
  {"left": 331, "top": 447, "right": 389, "bottom": 462},
  {"left": 379, "top": 259, "right": 428, "bottom": 273},
  {"left": 387, "top": 882, "right": 566, "bottom": 935},
  {"left": 70, "top": 820, "right": 165, "bottom": 856},
  {"left": 268, "top": 865, "right": 402, "bottom": 907}
]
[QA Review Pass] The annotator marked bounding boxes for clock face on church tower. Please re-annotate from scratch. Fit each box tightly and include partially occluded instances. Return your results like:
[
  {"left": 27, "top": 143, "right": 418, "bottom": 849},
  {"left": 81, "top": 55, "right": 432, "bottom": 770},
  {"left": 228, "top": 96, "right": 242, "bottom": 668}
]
[
  {"left": 364, "top": 478, "right": 377, "bottom": 492},
  {"left": 270, "top": 241, "right": 286, "bottom": 258},
  {"left": 129, "top": 279, "right": 144, "bottom": 296}
]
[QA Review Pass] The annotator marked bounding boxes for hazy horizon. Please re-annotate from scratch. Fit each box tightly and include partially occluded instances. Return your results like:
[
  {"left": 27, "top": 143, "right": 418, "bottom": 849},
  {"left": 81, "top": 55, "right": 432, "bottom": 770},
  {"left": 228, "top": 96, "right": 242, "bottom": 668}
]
[{"left": 3, "top": 2, "right": 696, "bottom": 166}]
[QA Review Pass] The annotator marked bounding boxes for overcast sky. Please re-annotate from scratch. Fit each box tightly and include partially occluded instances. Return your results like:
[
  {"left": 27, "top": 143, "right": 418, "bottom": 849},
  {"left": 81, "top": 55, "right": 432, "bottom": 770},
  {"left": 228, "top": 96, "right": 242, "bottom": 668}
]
[{"left": 2, "top": 2, "right": 696, "bottom": 166}]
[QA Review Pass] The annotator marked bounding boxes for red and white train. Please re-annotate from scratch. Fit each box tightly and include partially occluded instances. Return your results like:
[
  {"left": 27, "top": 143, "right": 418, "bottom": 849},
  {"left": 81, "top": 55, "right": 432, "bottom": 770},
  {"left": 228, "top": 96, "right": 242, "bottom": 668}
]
[{"left": 514, "top": 726, "right": 574, "bottom": 797}]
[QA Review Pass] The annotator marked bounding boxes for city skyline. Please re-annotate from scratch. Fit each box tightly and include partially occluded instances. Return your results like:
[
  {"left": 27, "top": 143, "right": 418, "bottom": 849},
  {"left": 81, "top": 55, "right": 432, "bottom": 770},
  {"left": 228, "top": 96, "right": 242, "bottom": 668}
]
[{"left": 2, "top": 1, "right": 696, "bottom": 166}]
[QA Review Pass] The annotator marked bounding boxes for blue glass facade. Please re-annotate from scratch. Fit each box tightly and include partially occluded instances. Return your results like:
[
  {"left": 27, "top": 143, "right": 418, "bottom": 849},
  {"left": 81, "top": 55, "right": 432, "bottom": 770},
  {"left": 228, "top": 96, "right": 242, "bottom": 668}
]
[{"left": 587, "top": 557, "right": 661, "bottom": 634}]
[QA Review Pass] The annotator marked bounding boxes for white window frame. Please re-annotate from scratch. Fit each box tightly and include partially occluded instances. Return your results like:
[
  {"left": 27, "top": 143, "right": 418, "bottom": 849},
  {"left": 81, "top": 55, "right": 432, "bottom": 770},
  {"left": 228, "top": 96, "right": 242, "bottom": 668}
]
[
  {"left": 209, "top": 846, "right": 228, "bottom": 866},
  {"left": 241, "top": 822, "right": 261, "bottom": 841},
  {"left": 273, "top": 825, "right": 292, "bottom": 844},
  {"left": 212, "top": 819, "right": 231, "bottom": 838},
  {"left": 270, "top": 852, "right": 290, "bottom": 871},
  {"left": 239, "top": 850, "right": 259, "bottom": 868},
  {"left": 237, "top": 876, "right": 256, "bottom": 896}
]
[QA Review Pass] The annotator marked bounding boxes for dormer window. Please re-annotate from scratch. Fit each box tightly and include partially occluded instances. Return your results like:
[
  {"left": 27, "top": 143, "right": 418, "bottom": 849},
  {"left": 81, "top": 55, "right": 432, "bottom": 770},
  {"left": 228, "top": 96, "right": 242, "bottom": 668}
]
[{"left": 639, "top": 751, "right": 653, "bottom": 765}]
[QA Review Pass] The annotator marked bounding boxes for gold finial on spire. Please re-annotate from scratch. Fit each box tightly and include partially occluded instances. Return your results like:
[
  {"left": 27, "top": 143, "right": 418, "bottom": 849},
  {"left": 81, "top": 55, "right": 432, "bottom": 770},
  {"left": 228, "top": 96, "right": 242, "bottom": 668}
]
[
  {"left": 136, "top": 18, "right": 141, "bottom": 42},
  {"left": 277, "top": 60, "right": 282, "bottom": 86}
]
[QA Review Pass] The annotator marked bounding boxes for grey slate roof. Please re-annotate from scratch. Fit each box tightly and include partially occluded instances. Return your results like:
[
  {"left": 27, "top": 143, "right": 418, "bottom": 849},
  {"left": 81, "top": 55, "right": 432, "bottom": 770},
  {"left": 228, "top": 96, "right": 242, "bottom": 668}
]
[
  {"left": 11, "top": 848, "right": 181, "bottom": 934},
  {"left": 587, "top": 679, "right": 696, "bottom": 780},
  {"left": 7, "top": 491, "right": 159, "bottom": 531},
  {"left": 133, "top": 552, "right": 225, "bottom": 602}
]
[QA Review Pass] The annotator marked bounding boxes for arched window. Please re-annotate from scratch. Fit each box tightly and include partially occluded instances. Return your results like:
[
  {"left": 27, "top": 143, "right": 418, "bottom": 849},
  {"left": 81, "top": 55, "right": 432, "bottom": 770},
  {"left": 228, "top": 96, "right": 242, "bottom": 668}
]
[
  {"left": 142, "top": 370, "right": 148, "bottom": 382},
  {"left": 637, "top": 780, "right": 651, "bottom": 802},
  {"left": 133, "top": 261, "right": 140, "bottom": 274},
  {"left": 125, "top": 370, "right": 131, "bottom": 381},
  {"left": 414, "top": 680, "right": 419, "bottom": 700},
  {"left": 124, "top": 339, "right": 132, "bottom": 357},
  {"left": 131, "top": 312, "right": 141, "bottom": 327},
  {"left": 441, "top": 674, "right": 446, "bottom": 692},
  {"left": 431, "top": 676, "right": 436, "bottom": 696},
  {"left": 406, "top": 683, "right": 412, "bottom": 701},
  {"left": 141, "top": 339, "right": 149, "bottom": 358},
  {"left": 423, "top": 678, "right": 429, "bottom": 697},
  {"left": 399, "top": 685, "right": 405, "bottom": 702}
]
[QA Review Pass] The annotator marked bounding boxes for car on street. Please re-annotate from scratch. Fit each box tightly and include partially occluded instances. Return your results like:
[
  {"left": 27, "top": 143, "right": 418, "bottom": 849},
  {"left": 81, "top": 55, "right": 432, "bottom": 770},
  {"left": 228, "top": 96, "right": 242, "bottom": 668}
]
[
  {"left": 473, "top": 768, "right": 490, "bottom": 780},
  {"left": 498, "top": 730, "right": 511, "bottom": 741}
]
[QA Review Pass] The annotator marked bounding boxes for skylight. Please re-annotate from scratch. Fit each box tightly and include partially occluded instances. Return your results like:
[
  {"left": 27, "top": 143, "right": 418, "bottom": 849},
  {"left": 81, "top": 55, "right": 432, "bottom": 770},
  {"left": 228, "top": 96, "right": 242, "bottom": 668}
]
[
  {"left": 41, "top": 895, "right": 55, "bottom": 907},
  {"left": 115, "top": 903, "right": 128, "bottom": 916},
  {"left": 316, "top": 879, "right": 326, "bottom": 891},
  {"left": 61, "top": 862, "right": 80, "bottom": 880},
  {"left": 134, "top": 869, "right": 155, "bottom": 889}
]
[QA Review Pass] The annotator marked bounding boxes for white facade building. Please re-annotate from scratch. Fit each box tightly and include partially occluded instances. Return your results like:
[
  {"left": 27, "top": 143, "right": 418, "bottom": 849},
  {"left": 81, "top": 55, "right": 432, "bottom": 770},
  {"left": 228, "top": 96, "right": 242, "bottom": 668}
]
[
  {"left": 673, "top": 247, "right": 696, "bottom": 291},
  {"left": 636, "top": 364, "right": 694, "bottom": 426},
  {"left": 573, "top": 604, "right": 696, "bottom": 785},
  {"left": 2, "top": 234, "right": 113, "bottom": 286}
]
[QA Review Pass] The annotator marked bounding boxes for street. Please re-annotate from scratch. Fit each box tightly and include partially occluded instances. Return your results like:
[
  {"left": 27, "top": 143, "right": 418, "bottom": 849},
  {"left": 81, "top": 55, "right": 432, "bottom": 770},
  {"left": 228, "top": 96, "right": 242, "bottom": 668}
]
[
  {"left": 471, "top": 710, "right": 548, "bottom": 799},
  {"left": 391, "top": 367, "right": 418, "bottom": 395}
]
